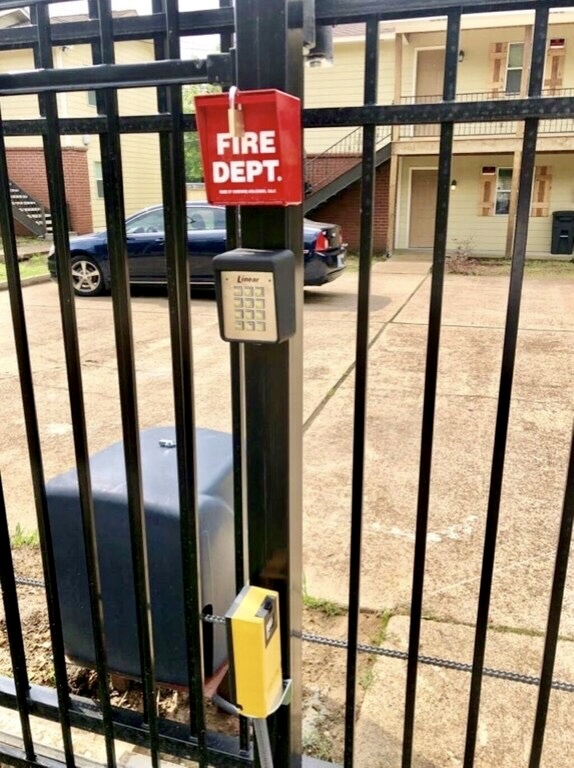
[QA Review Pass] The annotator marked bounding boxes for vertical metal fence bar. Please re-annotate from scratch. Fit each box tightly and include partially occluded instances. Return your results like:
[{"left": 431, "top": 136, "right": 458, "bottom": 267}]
[
  {"left": 529, "top": 428, "right": 574, "bottom": 768},
  {"left": 343, "top": 17, "right": 379, "bottom": 768},
  {"left": 32, "top": 6, "right": 111, "bottom": 765},
  {"left": 226, "top": 217, "right": 251, "bottom": 754},
  {"left": 235, "top": 1, "right": 304, "bottom": 764},
  {"left": 219, "top": 0, "right": 234, "bottom": 55},
  {"left": 217, "top": 14, "right": 248, "bottom": 755},
  {"left": 230, "top": 348, "right": 251, "bottom": 756},
  {"left": 0, "top": 119, "right": 76, "bottom": 763},
  {"left": 155, "top": 0, "right": 207, "bottom": 754},
  {"left": 221, "top": 104, "right": 250, "bottom": 751},
  {"left": 0, "top": 472, "right": 35, "bottom": 761},
  {"left": 36, "top": 4, "right": 118, "bottom": 764},
  {"left": 35, "top": 16, "right": 119, "bottom": 764},
  {"left": 92, "top": 1, "right": 160, "bottom": 764},
  {"left": 402, "top": 11, "right": 460, "bottom": 768},
  {"left": 463, "top": 8, "right": 548, "bottom": 766}
]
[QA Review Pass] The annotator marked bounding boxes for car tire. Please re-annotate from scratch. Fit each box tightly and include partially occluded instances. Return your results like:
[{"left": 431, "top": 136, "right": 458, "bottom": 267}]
[{"left": 70, "top": 254, "right": 105, "bottom": 297}]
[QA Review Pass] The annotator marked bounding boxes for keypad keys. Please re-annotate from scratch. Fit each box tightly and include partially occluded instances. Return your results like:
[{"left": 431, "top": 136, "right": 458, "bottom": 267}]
[{"left": 224, "top": 275, "right": 275, "bottom": 339}]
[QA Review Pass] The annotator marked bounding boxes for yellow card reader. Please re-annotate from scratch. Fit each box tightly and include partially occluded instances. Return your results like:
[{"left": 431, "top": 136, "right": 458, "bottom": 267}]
[{"left": 226, "top": 584, "right": 283, "bottom": 719}]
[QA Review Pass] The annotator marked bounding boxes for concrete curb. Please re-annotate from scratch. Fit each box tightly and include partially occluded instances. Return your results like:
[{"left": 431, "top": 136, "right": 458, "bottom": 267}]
[{"left": 0, "top": 274, "right": 52, "bottom": 292}]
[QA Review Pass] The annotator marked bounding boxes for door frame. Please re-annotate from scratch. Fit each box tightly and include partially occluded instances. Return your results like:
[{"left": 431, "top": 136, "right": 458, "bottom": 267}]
[{"left": 406, "top": 166, "right": 439, "bottom": 249}]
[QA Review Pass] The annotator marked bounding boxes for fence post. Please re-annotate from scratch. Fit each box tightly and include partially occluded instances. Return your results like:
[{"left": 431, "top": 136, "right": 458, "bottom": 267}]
[{"left": 234, "top": 0, "right": 304, "bottom": 765}]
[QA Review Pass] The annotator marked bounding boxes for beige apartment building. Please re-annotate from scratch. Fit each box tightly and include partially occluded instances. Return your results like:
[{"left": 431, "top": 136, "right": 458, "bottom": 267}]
[
  {"left": 305, "top": 9, "right": 574, "bottom": 255},
  {"left": 0, "top": 7, "right": 162, "bottom": 236}
]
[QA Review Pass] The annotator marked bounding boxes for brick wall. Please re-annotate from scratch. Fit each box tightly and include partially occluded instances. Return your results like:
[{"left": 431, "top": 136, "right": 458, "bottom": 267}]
[
  {"left": 6, "top": 147, "right": 93, "bottom": 235},
  {"left": 306, "top": 155, "right": 361, "bottom": 191},
  {"left": 309, "top": 162, "right": 390, "bottom": 253}
]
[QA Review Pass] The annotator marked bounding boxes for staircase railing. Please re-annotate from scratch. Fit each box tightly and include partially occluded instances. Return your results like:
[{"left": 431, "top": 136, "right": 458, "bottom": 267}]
[
  {"left": 305, "top": 126, "right": 392, "bottom": 194},
  {"left": 9, "top": 180, "right": 52, "bottom": 238}
]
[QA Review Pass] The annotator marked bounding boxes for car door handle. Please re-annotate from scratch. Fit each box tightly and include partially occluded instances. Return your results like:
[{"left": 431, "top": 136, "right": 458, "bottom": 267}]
[{"left": 154, "top": 238, "right": 165, "bottom": 244}]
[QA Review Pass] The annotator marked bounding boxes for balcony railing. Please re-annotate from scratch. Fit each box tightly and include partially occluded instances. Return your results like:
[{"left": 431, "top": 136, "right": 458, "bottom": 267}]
[{"left": 398, "top": 88, "right": 574, "bottom": 138}]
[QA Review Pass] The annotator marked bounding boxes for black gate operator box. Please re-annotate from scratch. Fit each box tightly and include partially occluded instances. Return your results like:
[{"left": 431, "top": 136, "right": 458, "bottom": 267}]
[{"left": 46, "top": 427, "right": 235, "bottom": 686}]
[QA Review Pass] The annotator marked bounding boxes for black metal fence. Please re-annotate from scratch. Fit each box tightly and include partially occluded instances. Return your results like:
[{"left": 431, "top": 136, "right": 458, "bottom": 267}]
[{"left": 0, "top": 1, "right": 573, "bottom": 767}]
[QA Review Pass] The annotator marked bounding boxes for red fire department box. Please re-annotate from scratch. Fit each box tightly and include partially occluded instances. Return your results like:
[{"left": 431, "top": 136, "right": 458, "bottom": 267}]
[{"left": 195, "top": 88, "right": 302, "bottom": 206}]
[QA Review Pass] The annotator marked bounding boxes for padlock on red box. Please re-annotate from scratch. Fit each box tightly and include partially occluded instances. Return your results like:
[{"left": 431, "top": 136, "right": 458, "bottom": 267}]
[{"left": 195, "top": 88, "right": 302, "bottom": 206}]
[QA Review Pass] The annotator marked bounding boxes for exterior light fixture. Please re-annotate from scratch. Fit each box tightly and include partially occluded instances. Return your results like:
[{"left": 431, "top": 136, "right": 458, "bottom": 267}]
[
  {"left": 305, "top": 25, "right": 334, "bottom": 68},
  {"left": 450, "top": 179, "right": 457, "bottom": 191},
  {"left": 458, "top": 50, "right": 465, "bottom": 63}
]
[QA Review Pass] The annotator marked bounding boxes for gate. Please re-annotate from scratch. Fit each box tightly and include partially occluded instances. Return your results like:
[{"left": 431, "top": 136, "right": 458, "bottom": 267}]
[{"left": 0, "top": 1, "right": 573, "bottom": 767}]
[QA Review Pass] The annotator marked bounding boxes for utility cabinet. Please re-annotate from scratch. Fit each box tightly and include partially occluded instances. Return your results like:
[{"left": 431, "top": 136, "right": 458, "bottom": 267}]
[{"left": 46, "top": 427, "right": 235, "bottom": 686}]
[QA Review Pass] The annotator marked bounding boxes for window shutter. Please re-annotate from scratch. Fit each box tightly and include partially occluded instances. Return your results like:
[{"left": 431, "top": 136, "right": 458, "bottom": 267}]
[
  {"left": 478, "top": 170, "right": 496, "bottom": 216},
  {"left": 544, "top": 49, "right": 565, "bottom": 92},
  {"left": 489, "top": 42, "right": 509, "bottom": 94},
  {"left": 531, "top": 166, "right": 552, "bottom": 217}
]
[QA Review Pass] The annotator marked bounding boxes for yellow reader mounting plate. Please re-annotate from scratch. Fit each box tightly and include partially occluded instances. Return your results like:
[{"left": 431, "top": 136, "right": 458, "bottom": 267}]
[{"left": 226, "top": 584, "right": 283, "bottom": 719}]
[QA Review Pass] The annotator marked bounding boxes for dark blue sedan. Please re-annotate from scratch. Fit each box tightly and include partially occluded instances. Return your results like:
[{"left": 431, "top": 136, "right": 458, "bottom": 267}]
[{"left": 48, "top": 202, "right": 346, "bottom": 297}]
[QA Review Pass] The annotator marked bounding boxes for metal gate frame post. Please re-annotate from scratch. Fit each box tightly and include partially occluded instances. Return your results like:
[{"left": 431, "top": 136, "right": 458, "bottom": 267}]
[{"left": 234, "top": 1, "right": 304, "bottom": 766}]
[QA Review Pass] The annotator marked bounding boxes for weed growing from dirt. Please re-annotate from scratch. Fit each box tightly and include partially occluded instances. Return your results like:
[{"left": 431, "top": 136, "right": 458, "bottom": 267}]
[
  {"left": 10, "top": 524, "right": 40, "bottom": 548},
  {"left": 303, "top": 593, "right": 347, "bottom": 617},
  {"left": 303, "top": 729, "right": 334, "bottom": 762},
  {"left": 302, "top": 575, "right": 347, "bottom": 616},
  {"left": 358, "top": 609, "right": 395, "bottom": 691},
  {"left": 447, "top": 237, "right": 478, "bottom": 274}
]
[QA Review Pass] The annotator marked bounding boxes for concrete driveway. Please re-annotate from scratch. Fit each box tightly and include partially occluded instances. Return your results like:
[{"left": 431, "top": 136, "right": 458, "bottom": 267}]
[{"left": 1, "top": 261, "right": 573, "bottom": 766}]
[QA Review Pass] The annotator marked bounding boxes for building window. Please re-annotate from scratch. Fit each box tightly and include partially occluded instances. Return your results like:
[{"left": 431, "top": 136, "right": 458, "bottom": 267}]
[
  {"left": 505, "top": 43, "right": 524, "bottom": 93},
  {"left": 94, "top": 161, "right": 104, "bottom": 199},
  {"left": 495, "top": 168, "right": 512, "bottom": 214},
  {"left": 87, "top": 90, "right": 97, "bottom": 107}
]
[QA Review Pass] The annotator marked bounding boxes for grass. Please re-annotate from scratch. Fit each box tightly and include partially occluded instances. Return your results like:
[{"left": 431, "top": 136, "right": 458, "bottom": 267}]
[
  {"left": 0, "top": 254, "right": 49, "bottom": 283},
  {"left": 303, "top": 730, "right": 334, "bottom": 762},
  {"left": 302, "top": 574, "right": 347, "bottom": 616},
  {"left": 10, "top": 523, "right": 40, "bottom": 548},
  {"left": 471, "top": 258, "right": 574, "bottom": 277},
  {"left": 358, "top": 610, "right": 395, "bottom": 692},
  {"left": 371, "top": 609, "right": 393, "bottom": 646},
  {"left": 359, "top": 666, "right": 375, "bottom": 691},
  {"left": 303, "top": 592, "right": 347, "bottom": 617}
]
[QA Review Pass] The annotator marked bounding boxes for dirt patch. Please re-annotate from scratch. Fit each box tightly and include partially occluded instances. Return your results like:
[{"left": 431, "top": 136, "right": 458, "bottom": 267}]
[
  {"left": 1, "top": 545, "right": 386, "bottom": 763},
  {"left": 446, "top": 255, "right": 574, "bottom": 277}
]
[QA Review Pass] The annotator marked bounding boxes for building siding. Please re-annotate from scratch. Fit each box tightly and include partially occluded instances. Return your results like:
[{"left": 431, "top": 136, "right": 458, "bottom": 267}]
[{"left": 0, "top": 39, "right": 162, "bottom": 231}]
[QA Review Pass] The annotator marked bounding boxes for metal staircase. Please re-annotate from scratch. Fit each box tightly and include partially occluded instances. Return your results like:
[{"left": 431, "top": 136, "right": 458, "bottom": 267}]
[
  {"left": 304, "top": 126, "right": 392, "bottom": 214},
  {"left": 9, "top": 180, "right": 52, "bottom": 237}
]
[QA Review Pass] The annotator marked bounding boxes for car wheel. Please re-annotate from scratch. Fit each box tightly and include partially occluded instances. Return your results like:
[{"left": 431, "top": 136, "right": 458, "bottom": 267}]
[{"left": 71, "top": 255, "right": 105, "bottom": 297}]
